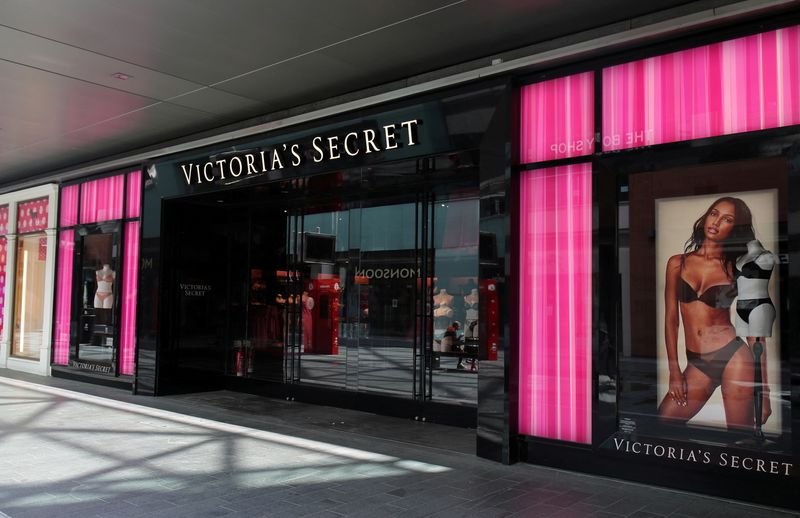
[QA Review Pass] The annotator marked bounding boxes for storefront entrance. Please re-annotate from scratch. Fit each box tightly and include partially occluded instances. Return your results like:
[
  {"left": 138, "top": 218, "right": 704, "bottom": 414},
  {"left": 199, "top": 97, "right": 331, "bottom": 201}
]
[{"left": 161, "top": 154, "right": 480, "bottom": 422}]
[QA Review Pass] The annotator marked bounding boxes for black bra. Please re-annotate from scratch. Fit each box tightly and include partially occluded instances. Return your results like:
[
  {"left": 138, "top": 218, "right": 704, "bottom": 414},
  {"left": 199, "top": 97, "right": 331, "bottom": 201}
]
[
  {"left": 677, "top": 277, "right": 737, "bottom": 309},
  {"left": 738, "top": 260, "right": 773, "bottom": 280}
]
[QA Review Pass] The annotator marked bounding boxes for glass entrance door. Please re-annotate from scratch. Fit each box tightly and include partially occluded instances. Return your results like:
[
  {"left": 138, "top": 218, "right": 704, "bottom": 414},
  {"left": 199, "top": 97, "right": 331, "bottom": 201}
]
[{"left": 283, "top": 165, "right": 479, "bottom": 407}]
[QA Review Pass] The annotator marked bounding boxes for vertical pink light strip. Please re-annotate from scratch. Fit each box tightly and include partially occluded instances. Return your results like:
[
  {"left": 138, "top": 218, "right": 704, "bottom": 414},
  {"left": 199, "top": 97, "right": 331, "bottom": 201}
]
[
  {"left": 518, "top": 163, "right": 592, "bottom": 444},
  {"left": 520, "top": 71, "right": 595, "bottom": 163},
  {"left": 59, "top": 185, "right": 79, "bottom": 227},
  {"left": 0, "top": 207, "right": 7, "bottom": 337},
  {"left": 119, "top": 222, "right": 140, "bottom": 375},
  {"left": 0, "top": 237, "right": 6, "bottom": 338},
  {"left": 126, "top": 170, "right": 142, "bottom": 219},
  {"left": 80, "top": 174, "right": 125, "bottom": 224},
  {"left": 52, "top": 230, "right": 74, "bottom": 365},
  {"left": 602, "top": 24, "right": 800, "bottom": 151}
]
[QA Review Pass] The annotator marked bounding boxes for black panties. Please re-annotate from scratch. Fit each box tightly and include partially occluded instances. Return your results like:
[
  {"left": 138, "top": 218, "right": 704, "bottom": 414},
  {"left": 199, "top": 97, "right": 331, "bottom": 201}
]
[
  {"left": 686, "top": 338, "right": 746, "bottom": 385},
  {"left": 735, "top": 298, "right": 774, "bottom": 323}
]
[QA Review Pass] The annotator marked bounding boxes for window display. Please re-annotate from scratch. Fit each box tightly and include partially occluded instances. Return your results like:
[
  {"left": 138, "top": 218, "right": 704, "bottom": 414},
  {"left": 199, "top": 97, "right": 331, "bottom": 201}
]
[
  {"left": 52, "top": 170, "right": 141, "bottom": 378},
  {"left": 11, "top": 234, "right": 47, "bottom": 360},
  {"left": 613, "top": 157, "right": 791, "bottom": 476},
  {"left": 10, "top": 197, "right": 50, "bottom": 361},
  {"left": 74, "top": 230, "right": 119, "bottom": 372}
]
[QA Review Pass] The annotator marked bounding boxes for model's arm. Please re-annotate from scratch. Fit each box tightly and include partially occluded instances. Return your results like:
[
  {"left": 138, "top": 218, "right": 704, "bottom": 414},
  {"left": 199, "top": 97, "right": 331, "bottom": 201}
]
[{"left": 665, "top": 255, "right": 687, "bottom": 406}]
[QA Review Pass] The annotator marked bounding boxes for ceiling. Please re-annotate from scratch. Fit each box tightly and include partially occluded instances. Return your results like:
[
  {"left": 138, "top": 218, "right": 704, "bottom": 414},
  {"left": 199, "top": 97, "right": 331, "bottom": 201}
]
[{"left": 0, "top": 0, "right": 753, "bottom": 187}]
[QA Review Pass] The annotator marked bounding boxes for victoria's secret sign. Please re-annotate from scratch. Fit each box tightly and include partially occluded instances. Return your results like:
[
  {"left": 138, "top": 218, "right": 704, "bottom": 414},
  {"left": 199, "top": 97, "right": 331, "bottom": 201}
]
[{"left": 180, "top": 119, "right": 420, "bottom": 186}]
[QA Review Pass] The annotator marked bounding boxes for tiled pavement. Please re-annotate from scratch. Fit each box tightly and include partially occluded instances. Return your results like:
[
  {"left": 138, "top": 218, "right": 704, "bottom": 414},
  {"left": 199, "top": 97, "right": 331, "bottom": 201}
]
[{"left": 0, "top": 370, "right": 796, "bottom": 518}]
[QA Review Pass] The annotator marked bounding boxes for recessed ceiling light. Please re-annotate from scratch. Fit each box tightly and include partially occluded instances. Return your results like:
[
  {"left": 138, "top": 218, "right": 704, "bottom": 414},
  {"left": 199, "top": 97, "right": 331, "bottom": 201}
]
[{"left": 112, "top": 72, "right": 132, "bottom": 80}]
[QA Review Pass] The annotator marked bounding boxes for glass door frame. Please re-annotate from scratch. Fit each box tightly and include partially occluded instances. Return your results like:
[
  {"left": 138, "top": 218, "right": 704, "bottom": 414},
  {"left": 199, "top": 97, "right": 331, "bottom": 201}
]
[{"left": 281, "top": 160, "right": 441, "bottom": 408}]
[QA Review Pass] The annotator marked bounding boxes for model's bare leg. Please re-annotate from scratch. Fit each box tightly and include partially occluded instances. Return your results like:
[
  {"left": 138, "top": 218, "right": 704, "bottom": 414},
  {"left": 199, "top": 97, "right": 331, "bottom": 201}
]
[
  {"left": 659, "top": 363, "right": 716, "bottom": 423},
  {"left": 721, "top": 344, "right": 755, "bottom": 431}
]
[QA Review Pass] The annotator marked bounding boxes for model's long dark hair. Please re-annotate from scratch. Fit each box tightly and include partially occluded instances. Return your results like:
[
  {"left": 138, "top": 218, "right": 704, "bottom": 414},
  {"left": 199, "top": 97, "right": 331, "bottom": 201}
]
[{"left": 681, "top": 196, "right": 755, "bottom": 278}]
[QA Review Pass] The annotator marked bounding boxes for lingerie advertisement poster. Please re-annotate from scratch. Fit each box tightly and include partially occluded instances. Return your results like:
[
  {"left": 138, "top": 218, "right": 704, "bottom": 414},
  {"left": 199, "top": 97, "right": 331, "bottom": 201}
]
[{"left": 609, "top": 158, "right": 793, "bottom": 478}]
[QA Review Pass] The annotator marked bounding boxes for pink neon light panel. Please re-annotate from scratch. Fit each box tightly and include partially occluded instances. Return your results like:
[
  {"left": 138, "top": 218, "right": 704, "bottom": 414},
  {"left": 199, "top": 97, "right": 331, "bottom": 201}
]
[
  {"left": 52, "top": 230, "right": 74, "bottom": 365},
  {"left": 60, "top": 185, "right": 79, "bottom": 227},
  {"left": 520, "top": 71, "right": 594, "bottom": 163},
  {"left": 80, "top": 174, "right": 124, "bottom": 224},
  {"left": 119, "top": 222, "right": 140, "bottom": 375},
  {"left": 603, "top": 25, "right": 800, "bottom": 150},
  {"left": 518, "top": 163, "right": 592, "bottom": 444}
]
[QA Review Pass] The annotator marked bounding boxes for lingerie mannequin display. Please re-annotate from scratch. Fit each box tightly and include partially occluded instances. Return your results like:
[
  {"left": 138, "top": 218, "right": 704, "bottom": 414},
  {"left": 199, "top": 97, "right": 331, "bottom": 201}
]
[
  {"left": 433, "top": 288, "right": 454, "bottom": 307},
  {"left": 301, "top": 291, "right": 314, "bottom": 351},
  {"left": 735, "top": 239, "right": 778, "bottom": 441},
  {"left": 94, "top": 264, "right": 115, "bottom": 309},
  {"left": 433, "top": 305, "right": 455, "bottom": 318},
  {"left": 464, "top": 288, "right": 479, "bottom": 337},
  {"left": 735, "top": 240, "right": 778, "bottom": 338},
  {"left": 464, "top": 288, "right": 479, "bottom": 305},
  {"left": 433, "top": 288, "right": 455, "bottom": 351}
]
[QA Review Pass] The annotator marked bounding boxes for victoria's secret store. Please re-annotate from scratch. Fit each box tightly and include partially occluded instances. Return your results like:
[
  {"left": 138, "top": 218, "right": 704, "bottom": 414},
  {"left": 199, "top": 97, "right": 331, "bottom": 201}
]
[{"left": 47, "top": 22, "right": 799, "bottom": 507}]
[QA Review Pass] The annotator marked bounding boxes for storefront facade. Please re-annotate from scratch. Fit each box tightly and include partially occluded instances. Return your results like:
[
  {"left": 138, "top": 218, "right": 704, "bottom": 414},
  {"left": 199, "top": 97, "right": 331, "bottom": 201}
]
[
  {"left": 133, "top": 81, "right": 511, "bottom": 430},
  {"left": 28, "top": 12, "right": 798, "bottom": 510},
  {"left": 50, "top": 170, "right": 142, "bottom": 386},
  {"left": 0, "top": 184, "right": 59, "bottom": 376},
  {"left": 515, "top": 22, "right": 799, "bottom": 507}
]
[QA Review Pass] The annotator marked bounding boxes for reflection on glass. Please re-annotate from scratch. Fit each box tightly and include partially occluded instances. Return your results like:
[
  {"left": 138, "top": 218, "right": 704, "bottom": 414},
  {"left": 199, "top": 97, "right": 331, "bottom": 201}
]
[
  {"left": 431, "top": 199, "right": 479, "bottom": 402},
  {"left": 294, "top": 197, "right": 480, "bottom": 404},
  {"left": 11, "top": 234, "right": 47, "bottom": 359}
]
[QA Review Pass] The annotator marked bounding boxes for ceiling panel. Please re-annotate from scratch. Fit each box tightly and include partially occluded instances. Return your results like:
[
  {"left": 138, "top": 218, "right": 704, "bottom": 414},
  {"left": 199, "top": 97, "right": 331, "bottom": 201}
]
[
  {"left": 0, "top": 0, "right": 458, "bottom": 85},
  {"left": 320, "top": 0, "right": 699, "bottom": 87},
  {"left": 210, "top": 52, "right": 364, "bottom": 106},
  {"left": 0, "top": 0, "right": 755, "bottom": 187},
  {"left": 5, "top": 102, "right": 222, "bottom": 182},
  {"left": 0, "top": 25, "right": 204, "bottom": 101},
  {"left": 0, "top": 60, "right": 157, "bottom": 139},
  {"left": 164, "top": 87, "right": 265, "bottom": 117}
]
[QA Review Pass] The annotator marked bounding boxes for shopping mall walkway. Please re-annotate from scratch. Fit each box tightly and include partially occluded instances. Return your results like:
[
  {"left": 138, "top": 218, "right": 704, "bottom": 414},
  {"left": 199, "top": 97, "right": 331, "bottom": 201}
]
[{"left": 0, "top": 369, "right": 794, "bottom": 518}]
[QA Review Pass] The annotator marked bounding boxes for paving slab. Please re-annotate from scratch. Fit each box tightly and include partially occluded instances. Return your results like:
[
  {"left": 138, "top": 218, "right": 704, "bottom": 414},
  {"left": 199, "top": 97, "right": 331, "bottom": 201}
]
[{"left": 0, "top": 370, "right": 796, "bottom": 518}]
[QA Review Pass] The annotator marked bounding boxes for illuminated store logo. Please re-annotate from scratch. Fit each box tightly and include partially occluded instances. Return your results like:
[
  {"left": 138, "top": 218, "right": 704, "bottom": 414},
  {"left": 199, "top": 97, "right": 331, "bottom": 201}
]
[{"left": 179, "top": 119, "right": 420, "bottom": 186}]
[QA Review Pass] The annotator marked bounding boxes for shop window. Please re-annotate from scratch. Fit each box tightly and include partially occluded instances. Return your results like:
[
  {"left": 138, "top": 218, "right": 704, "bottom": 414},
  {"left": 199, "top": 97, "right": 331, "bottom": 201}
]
[
  {"left": 11, "top": 198, "right": 50, "bottom": 360},
  {"left": 11, "top": 234, "right": 47, "bottom": 359},
  {"left": 74, "top": 228, "right": 119, "bottom": 371},
  {"left": 603, "top": 25, "right": 800, "bottom": 151},
  {"left": 617, "top": 157, "right": 790, "bottom": 460},
  {"left": 518, "top": 163, "right": 592, "bottom": 444},
  {"left": 52, "top": 171, "right": 141, "bottom": 376},
  {"left": 520, "top": 71, "right": 594, "bottom": 163}
]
